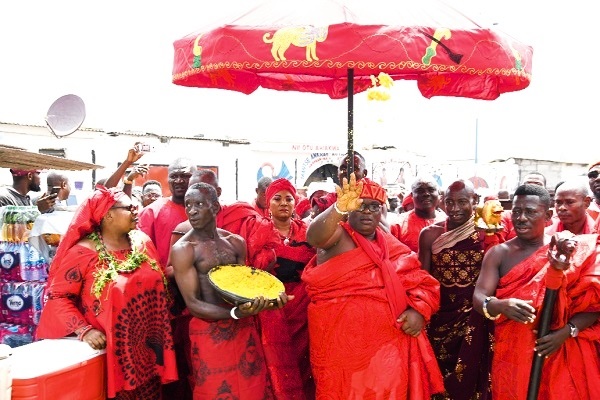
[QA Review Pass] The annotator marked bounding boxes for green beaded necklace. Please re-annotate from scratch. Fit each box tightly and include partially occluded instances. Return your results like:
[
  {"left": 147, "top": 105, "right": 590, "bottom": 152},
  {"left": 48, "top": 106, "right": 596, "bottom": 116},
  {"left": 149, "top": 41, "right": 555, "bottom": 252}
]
[{"left": 89, "top": 230, "right": 166, "bottom": 299}]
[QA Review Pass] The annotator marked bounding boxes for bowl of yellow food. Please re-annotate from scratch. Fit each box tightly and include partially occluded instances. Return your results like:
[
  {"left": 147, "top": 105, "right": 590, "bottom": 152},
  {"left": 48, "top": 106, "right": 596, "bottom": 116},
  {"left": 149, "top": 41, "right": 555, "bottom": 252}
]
[{"left": 208, "top": 264, "right": 285, "bottom": 306}]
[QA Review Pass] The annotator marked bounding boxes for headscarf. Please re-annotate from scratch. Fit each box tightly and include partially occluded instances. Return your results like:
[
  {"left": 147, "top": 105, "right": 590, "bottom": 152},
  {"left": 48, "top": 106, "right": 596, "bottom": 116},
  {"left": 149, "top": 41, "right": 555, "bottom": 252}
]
[
  {"left": 359, "top": 178, "right": 387, "bottom": 204},
  {"left": 47, "top": 186, "right": 126, "bottom": 281},
  {"left": 265, "top": 178, "right": 298, "bottom": 204}
]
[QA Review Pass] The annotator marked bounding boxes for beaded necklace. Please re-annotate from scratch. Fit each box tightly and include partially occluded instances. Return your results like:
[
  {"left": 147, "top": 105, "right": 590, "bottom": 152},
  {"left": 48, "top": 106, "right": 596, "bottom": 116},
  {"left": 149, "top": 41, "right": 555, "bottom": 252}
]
[{"left": 89, "top": 230, "right": 166, "bottom": 299}]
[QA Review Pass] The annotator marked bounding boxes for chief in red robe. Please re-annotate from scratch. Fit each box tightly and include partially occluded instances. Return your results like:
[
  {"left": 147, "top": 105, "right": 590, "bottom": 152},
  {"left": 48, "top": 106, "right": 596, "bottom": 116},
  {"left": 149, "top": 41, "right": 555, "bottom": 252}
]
[
  {"left": 303, "top": 175, "right": 444, "bottom": 399},
  {"left": 303, "top": 223, "right": 443, "bottom": 399}
]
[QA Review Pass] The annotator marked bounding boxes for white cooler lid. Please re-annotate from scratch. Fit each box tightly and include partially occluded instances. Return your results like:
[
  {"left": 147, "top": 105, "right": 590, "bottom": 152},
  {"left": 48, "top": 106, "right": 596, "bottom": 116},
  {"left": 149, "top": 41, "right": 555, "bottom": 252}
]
[{"left": 10, "top": 338, "right": 106, "bottom": 379}]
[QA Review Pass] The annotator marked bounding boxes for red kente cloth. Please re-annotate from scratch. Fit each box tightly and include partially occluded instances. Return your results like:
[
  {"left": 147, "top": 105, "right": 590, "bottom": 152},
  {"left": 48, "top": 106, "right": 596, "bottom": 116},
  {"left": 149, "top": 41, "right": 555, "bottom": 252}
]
[
  {"left": 217, "top": 202, "right": 278, "bottom": 270},
  {"left": 390, "top": 210, "right": 446, "bottom": 252},
  {"left": 138, "top": 197, "right": 187, "bottom": 267},
  {"left": 189, "top": 316, "right": 273, "bottom": 400},
  {"left": 493, "top": 234, "right": 600, "bottom": 400},
  {"left": 428, "top": 230, "right": 493, "bottom": 400},
  {"left": 258, "top": 218, "right": 316, "bottom": 400},
  {"left": 302, "top": 223, "right": 444, "bottom": 399},
  {"left": 36, "top": 232, "right": 177, "bottom": 399}
]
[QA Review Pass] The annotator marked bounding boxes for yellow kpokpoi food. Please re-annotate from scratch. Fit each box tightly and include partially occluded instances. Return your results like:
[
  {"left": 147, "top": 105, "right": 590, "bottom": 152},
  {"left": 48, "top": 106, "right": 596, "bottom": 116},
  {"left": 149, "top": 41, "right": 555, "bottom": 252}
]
[{"left": 209, "top": 265, "right": 284, "bottom": 300}]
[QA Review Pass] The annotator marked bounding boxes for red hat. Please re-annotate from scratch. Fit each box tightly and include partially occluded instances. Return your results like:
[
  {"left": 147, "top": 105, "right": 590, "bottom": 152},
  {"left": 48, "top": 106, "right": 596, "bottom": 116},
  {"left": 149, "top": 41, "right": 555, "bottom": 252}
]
[
  {"left": 402, "top": 193, "right": 414, "bottom": 208},
  {"left": 265, "top": 178, "right": 298, "bottom": 204},
  {"left": 359, "top": 178, "right": 387, "bottom": 204},
  {"left": 10, "top": 169, "right": 40, "bottom": 176}
]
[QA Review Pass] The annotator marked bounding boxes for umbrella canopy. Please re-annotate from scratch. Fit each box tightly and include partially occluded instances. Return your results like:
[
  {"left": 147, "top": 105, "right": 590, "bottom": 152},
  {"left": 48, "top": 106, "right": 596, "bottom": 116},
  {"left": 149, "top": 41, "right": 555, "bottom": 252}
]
[
  {"left": 172, "top": 0, "right": 532, "bottom": 100},
  {"left": 172, "top": 0, "right": 533, "bottom": 175}
]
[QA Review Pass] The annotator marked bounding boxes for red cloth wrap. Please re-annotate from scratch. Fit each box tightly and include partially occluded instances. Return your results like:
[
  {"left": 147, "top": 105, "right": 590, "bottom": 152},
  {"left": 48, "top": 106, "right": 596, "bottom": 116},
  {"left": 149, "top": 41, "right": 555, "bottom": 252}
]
[
  {"left": 390, "top": 210, "right": 446, "bottom": 253},
  {"left": 216, "top": 202, "right": 279, "bottom": 270},
  {"left": 301, "top": 224, "right": 444, "bottom": 398},
  {"left": 189, "top": 316, "right": 273, "bottom": 399},
  {"left": 493, "top": 234, "right": 600, "bottom": 400},
  {"left": 294, "top": 197, "right": 311, "bottom": 218},
  {"left": 265, "top": 178, "right": 298, "bottom": 204}
]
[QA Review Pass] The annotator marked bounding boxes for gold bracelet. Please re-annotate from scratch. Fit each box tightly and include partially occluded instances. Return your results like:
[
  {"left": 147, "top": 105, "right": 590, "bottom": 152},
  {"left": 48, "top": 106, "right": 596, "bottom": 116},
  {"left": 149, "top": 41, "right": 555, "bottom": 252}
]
[
  {"left": 122, "top": 177, "right": 133, "bottom": 185},
  {"left": 333, "top": 203, "right": 348, "bottom": 215},
  {"left": 483, "top": 296, "right": 500, "bottom": 320}
]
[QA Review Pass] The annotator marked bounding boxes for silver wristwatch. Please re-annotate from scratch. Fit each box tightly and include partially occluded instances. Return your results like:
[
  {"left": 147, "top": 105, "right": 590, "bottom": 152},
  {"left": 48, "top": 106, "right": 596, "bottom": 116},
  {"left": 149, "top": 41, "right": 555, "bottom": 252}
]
[{"left": 567, "top": 321, "right": 579, "bottom": 337}]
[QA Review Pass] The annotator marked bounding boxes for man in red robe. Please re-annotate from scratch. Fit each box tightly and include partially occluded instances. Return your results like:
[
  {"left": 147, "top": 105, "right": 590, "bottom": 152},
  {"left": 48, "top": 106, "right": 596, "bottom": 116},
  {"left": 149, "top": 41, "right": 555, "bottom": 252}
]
[
  {"left": 586, "top": 161, "right": 600, "bottom": 221},
  {"left": 137, "top": 157, "right": 197, "bottom": 399},
  {"left": 390, "top": 176, "right": 446, "bottom": 252},
  {"left": 474, "top": 183, "right": 600, "bottom": 400},
  {"left": 252, "top": 176, "right": 272, "bottom": 218},
  {"left": 545, "top": 179, "right": 597, "bottom": 235},
  {"left": 303, "top": 174, "right": 444, "bottom": 399},
  {"left": 137, "top": 157, "right": 196, "bottom": 268}
]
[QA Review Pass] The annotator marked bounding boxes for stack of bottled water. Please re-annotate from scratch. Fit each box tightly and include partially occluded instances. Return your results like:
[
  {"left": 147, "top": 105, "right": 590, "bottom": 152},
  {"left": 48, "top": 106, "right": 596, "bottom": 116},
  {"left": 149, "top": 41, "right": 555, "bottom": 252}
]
[{"left": 0, "top": 206, "right": 48, "bottom": 347}]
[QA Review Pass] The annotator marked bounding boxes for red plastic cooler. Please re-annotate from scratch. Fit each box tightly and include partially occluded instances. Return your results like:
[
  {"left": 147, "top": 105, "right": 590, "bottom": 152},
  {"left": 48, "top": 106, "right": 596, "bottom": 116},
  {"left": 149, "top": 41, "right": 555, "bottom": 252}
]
[{"left": 10, "top": 338, "right": 106, "bottom": 400}]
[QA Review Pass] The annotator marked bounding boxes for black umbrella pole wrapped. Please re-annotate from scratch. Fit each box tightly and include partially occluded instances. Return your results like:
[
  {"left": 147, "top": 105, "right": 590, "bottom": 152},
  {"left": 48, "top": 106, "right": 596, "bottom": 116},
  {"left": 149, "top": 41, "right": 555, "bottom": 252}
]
[
  {"left": 346, "top": 68, "right": 354, "bottom": 180},
  {"left": 526, "top": 288, "right": 558, "bottom": 400}
]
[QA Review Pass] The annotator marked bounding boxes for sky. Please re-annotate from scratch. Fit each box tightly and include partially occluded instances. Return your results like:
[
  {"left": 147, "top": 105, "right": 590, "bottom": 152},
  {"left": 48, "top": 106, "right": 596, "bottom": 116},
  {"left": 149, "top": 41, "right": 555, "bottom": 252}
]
[{"left": 0, "top": 1, "right": 597, "bottom": 164}]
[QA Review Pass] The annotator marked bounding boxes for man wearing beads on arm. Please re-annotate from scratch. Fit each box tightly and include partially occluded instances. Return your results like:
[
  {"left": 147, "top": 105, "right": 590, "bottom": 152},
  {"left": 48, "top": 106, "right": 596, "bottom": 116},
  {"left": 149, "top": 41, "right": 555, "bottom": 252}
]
[{"left": 170, "top": 183, "right": 291, "bottom": 400}]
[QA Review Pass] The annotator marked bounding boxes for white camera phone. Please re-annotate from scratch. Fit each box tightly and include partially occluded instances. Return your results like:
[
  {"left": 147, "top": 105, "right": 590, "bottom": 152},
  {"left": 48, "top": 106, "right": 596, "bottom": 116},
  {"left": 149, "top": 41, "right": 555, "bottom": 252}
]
[{"left": 137, "top": 143, "right": 154, "bottom": 153}]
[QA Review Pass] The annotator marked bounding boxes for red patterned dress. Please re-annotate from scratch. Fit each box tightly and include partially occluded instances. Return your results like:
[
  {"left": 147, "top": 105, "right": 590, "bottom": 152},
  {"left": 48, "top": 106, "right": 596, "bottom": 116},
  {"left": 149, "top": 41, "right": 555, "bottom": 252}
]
[{"left": 37, "top": 232, "right": 177, "bottom": 399}]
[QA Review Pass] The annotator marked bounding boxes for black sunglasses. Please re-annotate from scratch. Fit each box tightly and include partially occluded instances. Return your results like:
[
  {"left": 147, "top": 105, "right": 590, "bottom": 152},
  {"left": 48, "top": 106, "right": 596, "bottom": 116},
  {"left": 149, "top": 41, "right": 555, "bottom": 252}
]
[
  {"left": 111, "top": 204, "right": 138, "bottom": 212},
  {"left": 588, "top": 170, "right": 599, "bottom": 180}
]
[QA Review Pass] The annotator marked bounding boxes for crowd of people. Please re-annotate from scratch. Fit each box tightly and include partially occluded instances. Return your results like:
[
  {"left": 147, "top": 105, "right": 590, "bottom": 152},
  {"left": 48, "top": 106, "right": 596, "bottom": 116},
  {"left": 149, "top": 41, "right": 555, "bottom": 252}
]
[{"left": 2, "top": 145, "right": 599, "bottom": 400}]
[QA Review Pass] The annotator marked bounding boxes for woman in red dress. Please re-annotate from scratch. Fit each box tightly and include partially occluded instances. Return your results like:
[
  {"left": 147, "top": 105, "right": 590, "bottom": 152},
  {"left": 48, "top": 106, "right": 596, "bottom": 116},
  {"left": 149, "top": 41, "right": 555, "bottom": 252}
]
[
  {"left": 37, "top": 186, "right": 177, "bottom": 399},
  {"left": 259, "top": 178, "right": 316, "bottom": 400}
]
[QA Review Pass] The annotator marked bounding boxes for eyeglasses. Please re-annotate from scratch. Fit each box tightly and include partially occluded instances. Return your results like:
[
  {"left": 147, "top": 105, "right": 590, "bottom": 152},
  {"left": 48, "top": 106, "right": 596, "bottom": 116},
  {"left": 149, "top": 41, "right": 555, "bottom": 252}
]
[
  {"left": 111, "top": 204, "right": 138, "bottom": 212},
  {"left": 356, "top": 202, "right": 382, "bottom": 213},
  {"left": 588, "top": 170, "right": 599, "bottom": 180}
]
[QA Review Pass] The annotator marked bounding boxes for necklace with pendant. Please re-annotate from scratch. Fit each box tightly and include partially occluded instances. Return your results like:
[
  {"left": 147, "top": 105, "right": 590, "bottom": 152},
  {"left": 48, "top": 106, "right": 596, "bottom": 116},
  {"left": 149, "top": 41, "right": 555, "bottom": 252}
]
[{"left": 280, "top": 220, "right": 292, "bottom": 245}]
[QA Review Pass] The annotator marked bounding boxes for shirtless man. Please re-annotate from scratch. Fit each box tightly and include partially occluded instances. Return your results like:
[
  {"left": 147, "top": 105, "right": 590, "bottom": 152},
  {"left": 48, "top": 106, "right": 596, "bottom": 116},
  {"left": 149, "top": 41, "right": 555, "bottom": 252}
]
[{"left": 170, "top": 182, "right": 290, "bottom": 400}]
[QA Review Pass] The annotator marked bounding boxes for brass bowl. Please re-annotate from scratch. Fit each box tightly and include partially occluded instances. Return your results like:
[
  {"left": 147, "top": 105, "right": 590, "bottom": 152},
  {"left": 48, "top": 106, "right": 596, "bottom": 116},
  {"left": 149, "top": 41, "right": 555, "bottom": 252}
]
[{"left": 208, "top": 264, "right": 285, "bottom": 306}]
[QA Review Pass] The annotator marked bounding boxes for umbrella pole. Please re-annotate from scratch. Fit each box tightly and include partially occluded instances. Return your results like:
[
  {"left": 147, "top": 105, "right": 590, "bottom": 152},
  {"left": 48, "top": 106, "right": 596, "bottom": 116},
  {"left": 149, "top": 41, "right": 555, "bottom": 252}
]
[
  {"left": 347, "top": 68, "right": 354, "bottom": 180},
  {"left": 526, "top": 288, "right": 557, "bottom": 400}
]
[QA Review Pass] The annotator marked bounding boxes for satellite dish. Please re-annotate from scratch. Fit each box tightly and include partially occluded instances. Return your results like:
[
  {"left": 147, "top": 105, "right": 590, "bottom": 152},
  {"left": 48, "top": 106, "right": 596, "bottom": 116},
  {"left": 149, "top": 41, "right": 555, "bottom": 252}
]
[{"left": 45, "top": 94, "right": 86, "bottom": 138}]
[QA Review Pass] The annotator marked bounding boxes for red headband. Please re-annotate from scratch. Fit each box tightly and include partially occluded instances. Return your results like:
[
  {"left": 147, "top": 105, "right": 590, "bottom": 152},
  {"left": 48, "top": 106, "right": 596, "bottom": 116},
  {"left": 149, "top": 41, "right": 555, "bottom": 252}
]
[
  {"left": 265, "top": 178, "right": 297, "bottom": 204},
  {"left": 359, "top": 178, "right": 387, "bottom": 204}
]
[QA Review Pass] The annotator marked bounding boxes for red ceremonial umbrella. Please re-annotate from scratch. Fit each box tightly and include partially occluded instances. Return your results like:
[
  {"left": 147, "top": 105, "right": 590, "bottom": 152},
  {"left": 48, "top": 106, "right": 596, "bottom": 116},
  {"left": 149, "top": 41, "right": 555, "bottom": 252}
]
[{"left": 172, "top": 0, "right": 532, "bottom": 173}]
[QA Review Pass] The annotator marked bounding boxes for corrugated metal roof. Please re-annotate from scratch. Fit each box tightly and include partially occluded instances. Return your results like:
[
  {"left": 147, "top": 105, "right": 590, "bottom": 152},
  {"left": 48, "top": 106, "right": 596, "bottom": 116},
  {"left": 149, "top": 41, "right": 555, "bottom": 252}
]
[
  {"left": 0, "top": 144, "right": 103, "bottom": 170},
  {"left": 0, "top": 121, "right": 251, "bottom": 145}
]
